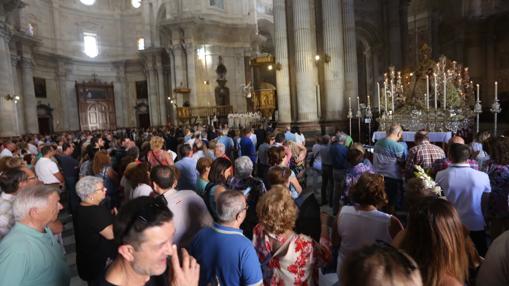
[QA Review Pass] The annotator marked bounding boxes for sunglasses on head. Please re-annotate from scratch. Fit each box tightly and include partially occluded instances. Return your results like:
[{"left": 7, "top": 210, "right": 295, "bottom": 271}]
[{"left": 121, "top": 195, "right": 169, "bottom": 242}]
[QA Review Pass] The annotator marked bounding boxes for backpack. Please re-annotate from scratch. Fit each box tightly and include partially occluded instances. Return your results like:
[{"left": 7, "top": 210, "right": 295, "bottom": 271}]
[{"left": 202, "top": 182, "right": 218, "bottom": 221}]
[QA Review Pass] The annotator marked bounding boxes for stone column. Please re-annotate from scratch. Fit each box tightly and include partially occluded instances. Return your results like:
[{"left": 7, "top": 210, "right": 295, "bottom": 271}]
[
  {"left": 0, "top": 23, "right": 19, "bottom": 137},
  {"left": 146, "top": 56, "right": 160, "bottom": 126},
  {"left": 322, "top": 0, "right": 345, "bottom": 121},
  {"left": 400, "top": 0, "right": 409, "bottom": 67},
  {"left": 170, "top": 40, "right": 186, "bottom": 106},
  {"left": 388, "top": 0, "right": 402, "bottom": 68},
  {"left": 273, "top": 0, "right": 292, "bottom": 124},
  {"left": 342, "top": 0, "right": 359, "bottom": 112},
  {"left": 184, "top": 43, "right": 198, "bottom": 107},
  {"left": 20, "top": 46, "right": 38, "bottom": 134},
  {"left": 11, "top": 55, "right": 25, "bottom": 134},
  {"left": 293, "top": 0, "right": 319, "bottom": 123},
  {"left": 155, "top": 53, "right": 167, "bottom": 125},
  {"left": 114, "top": 61, "right": 127, "bottom": 127}
]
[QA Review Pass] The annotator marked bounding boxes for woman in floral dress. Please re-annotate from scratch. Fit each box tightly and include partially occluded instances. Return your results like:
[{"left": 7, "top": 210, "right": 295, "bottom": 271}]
[{"left": 253, "top": 185, "right": 331, "bottom": 285}]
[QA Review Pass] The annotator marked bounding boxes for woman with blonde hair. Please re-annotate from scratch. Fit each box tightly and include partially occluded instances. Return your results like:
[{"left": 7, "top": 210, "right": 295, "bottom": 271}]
[
  {"left": 147, "top": 136, "right": 173, "bottom": 167},
  {"left": 253, "top": 185, "right": 331, "bottom": 285},
  {"left": 398, "top": 197, "right": 475, "bottom": 286}
]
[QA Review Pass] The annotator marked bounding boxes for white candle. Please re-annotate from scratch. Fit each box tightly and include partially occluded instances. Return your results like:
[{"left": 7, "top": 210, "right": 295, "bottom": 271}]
[
  {"left": 434, "top": 73, "right": 438, "bottom": 109},
  {"left": 367, "top": 95, "right": 371, "bottom": 108},
  {"left": 443, "top": 72, "right": 447, "bottom": 110},
  {"left": 495, "top": 81, "right": 498, "bottom": 101},
  {"left": 357, "top": 96, "right": 360, "bottom": 112},
  {"left": 384, "top": 83, "right": 387, "bottom": 112},
  {"left": 377, "top": 82, "right": 381, "bottom": 113},
  {"left": 348, "top": 96, "right": 351, "bottom": 111},
  {"left": 391, "top": 80, "right": 395, "bottom": 112},
  {"left": 426, "top": 75, "right": 429, "bottom": 109},
  {"left": 476, "top": 84, "right": 479, "bottom": 102}
]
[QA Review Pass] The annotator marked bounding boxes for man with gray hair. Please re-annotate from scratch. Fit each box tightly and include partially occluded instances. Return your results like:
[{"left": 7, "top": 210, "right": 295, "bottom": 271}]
[
  {"left": 189, "top": 190, "right": 263, "bottom": 286},
  {"left": 214, "top": 142, "right": 229, "bottom": 161},
  {"left": 0, "top": 185, "right": 70, "bottom": 285},
  {"left": 227, "top": 156, "right": 267, "bottom": 239},
  {"left": 373, "top": 124, "right": 405, "bottom": 211}
]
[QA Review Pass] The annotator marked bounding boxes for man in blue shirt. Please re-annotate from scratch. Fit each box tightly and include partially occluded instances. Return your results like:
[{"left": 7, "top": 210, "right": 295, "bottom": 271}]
[
  {"left": 240, "top": 128, "right": 257, "bottom": 165},
  {"left": 373, "top": 124, "right": 405, "bottom": 211},
  {"left": 284, "top": 126, "right": 296, "bottom": 142},
  {"left": 436, "top": 143, "right": 491, "bottom": 256},
  {"left": 189, "top": 190, "right": 263, "bottom": 286},
  {"left": 175, "top": 144, "right": 198, "bottom": 191},
  {"left": 330, "top": 133, "right": 349, "bottom": 213},
  {"left": 217, "top": 128, "right": 235, "bottom": 159}
]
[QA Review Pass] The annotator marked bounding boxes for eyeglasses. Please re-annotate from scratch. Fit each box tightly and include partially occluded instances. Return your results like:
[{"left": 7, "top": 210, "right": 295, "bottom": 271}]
[{"left": 121, "top": 195, "right": 169, "bottom": 243}]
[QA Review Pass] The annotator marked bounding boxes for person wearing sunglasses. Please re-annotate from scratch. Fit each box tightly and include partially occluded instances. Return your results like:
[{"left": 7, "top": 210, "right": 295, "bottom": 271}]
[
  {"left": 189, "top": 190, "right": 263, "bottom": 286},
  {"left": 100, "top": 196, "right": 199, "bottom": 286}
]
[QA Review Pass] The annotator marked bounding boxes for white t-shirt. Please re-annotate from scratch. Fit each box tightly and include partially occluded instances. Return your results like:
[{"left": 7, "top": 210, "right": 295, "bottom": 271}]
[
  {"left": 131, "top": 183, "right": 153, "bottom": 199},
  {"left": 0, "top": 148, "right": 13, "bottom": 158},
  {"left": 35, "top": 157, "right": 60, "bottom": 184}
]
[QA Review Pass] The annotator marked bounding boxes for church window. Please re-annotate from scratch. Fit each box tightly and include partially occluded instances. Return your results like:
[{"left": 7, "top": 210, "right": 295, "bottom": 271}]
[
  {"left": 137, "top": 38, "right": 145, "bottom": 50},
  {"left": 131, "top": 0, "right": 141, "bottom": 8},
  {"left": 209, "top": 0, "right": 224, "bottom": 9},
  {"left": 33, "top": 78, "right": 47, "bottom": 98},
  {"left": 83, "top": 32, "right": 99, "bottom": 58},
  {"left": 80, "top": 0, "right": 95, "bottom": 6}
]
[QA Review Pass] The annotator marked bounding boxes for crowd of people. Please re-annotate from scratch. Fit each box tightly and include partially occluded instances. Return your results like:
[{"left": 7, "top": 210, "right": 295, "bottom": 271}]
[{"left": 0, "top": 122, "right": 508, "bottom": 286}]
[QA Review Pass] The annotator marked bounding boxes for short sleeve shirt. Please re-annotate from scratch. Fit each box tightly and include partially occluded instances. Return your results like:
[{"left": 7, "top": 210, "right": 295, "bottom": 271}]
[
  {"left": 75, "top": 205, "right": 116, "bottom": 281},
  {"left": 189, "top": 223, "right": 263, "bottom": 286},
  {"left": 35, "top": 157, "right": 61, "bottom": 184},
  {"left": 0, "top": 223, "right": 70, "bottom": 286},
  {"left": 373, "top": 138, "right": 404, "bottom": 179}
]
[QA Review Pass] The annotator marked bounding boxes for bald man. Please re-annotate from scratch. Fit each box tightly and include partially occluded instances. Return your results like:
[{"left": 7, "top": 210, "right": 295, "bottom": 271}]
[{"left": 430, "top": 135, "right": 479, "bottom": 177}]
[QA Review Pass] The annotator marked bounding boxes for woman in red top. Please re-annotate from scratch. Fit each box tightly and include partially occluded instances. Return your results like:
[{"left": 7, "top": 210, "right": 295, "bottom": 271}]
[{"left": 147, "top": 136, "right": 173, "bottom": 167}]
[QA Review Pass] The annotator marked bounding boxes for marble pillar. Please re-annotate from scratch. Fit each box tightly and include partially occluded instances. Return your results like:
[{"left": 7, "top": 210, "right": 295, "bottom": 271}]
[
  {"left": 146, "top": 57, "right": 160, "bottom": 126},
  {"left": 185, "top": 43, "right": 198, "bottom": 107},
  {"left": 273, "top": 0, "right": 292, "bottom": 124},
  {"left": 342, "top": 0, "right": 358, "bottom": 112},
  {"left": 114, "top": 61, "right": 127, "bottom": 127},
  {"left": 11, "top": 55, "right": 24, "bottom": 135},
  {"left": 155, "top": 54, "right": 167, "bottom": 125},
  {"left": 171, "top": 42, "right": 186, "bottom": 106},
  {"left": 0, "top": 23, "right": 19, "bottom": 137},
  {"left": 21, "top": 46, "right": 38, "bottom": 134},
  {"left": 388, "top": 0, "right": 402, "bottom": 68},
  {"left": 293, "top": 0, "right": 319, "bottom": 123},
  {"left": 322, "top": 0, "right": 345, "bottom": 121}
]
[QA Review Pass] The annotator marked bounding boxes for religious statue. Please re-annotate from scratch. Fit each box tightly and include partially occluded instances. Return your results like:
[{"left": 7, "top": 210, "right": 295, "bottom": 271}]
[{"left": 215, "top": 56, "right": 230, "bottom": 106}]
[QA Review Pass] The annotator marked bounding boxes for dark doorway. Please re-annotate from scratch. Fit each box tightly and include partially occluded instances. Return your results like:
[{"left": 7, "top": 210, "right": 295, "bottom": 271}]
[
  {"left": 138, "top": 113, "right": 150, "bottom": 129},
  {"left": 38, "top": 118, "right": 51, "bottom": 135}
]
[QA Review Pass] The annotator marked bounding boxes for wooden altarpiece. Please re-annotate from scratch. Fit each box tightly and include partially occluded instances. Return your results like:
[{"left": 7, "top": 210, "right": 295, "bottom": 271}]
[{"left": 75, "top": 78, "right": 117, "bottom": 131}]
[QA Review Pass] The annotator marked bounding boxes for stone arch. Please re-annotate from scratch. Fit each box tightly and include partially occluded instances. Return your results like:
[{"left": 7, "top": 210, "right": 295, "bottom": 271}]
[{"left": 355, "top": 21, "right": 383, "bottom": 105}]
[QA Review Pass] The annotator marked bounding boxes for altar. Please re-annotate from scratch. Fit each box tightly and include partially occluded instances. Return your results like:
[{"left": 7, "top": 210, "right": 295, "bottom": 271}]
[{"left": 372, "top": 131, "right": 452, "bottom": 143}]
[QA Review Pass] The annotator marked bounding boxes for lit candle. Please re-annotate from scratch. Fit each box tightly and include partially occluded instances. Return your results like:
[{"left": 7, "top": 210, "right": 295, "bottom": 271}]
[
  {"left": 384, "top": 82, "right": 387, "bottom": 112},
  {"left": 348, "top": 96, "right": 351, "bottom": 111},
  {"left": 434, "top": 73, "right": 438, "bottom": 109},
  {"left": 495, "top": 81, "right": 498, "bottom": 101},
  {"left": 443, "top": 72, "right": 447, "bottom": 110},
  {"left": 391, "top": 80, "right": 395, "bottom": 112},
  {"left": 476, "top": 84, "right": 479, "bottom": 102},
  {"left": 367, "top": 95, "right": 371, "bottom": 108},
  {"left": 426, "top": 75, "right": 429, "bottom": 109},
  {"left": 377, "top": 82, "right": 381, "bottom": 113}
]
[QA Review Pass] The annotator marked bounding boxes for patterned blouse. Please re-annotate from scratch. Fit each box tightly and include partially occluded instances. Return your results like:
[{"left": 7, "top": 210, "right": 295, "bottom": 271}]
[
  {"left": 0, "top": 192, "right": 16, "bottom": 239},
  {"left": 252, "top": 224, "right": 331, "bottom": 286},
  {"left": 486, "top": 163, "right": 509, "bottom": 219}
]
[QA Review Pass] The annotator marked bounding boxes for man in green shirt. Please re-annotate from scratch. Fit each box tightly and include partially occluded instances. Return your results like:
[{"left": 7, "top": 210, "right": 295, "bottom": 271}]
[{"left": 0, "top": 185, "right": 70, "bottom": 286}]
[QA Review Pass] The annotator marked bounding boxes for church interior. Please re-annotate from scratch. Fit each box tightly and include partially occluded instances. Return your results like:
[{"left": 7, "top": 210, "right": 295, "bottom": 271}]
[{"left": 0, "top": 0, "right": 508, "bottom": 139}]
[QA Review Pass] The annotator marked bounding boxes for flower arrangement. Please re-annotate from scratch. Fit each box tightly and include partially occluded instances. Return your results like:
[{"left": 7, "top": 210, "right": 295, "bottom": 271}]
[{"left": 413, "top": 165, "right": 442, "bottom": 196}]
